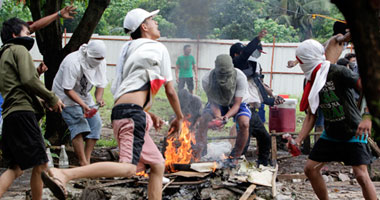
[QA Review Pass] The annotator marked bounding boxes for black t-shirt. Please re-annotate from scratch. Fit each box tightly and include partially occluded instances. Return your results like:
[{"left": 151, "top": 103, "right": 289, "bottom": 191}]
[{"left": 318, "top": 64, "right": 361, "bottom": 140}]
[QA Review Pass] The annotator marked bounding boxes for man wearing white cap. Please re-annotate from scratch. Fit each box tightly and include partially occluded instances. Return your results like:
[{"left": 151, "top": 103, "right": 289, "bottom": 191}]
[
  {"left": 42, "top": 8, "right": 183, "bottom": 200},
  {"left": 294, "top": 39, "right": 376, "bottom": 200},
  {"left": 52, "top": 40, "right": 107, "bottom": 166}
]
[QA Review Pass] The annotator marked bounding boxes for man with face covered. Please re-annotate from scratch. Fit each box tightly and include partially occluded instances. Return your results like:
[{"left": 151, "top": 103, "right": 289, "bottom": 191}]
[
  {"left": 52, "top": 40, "right": 107, "bottom": 166},
  {"left": 0, "top": 17, "right": 64, "bottom": 200},
  {"left": 294, "top": 39, "right": 376, "bottom": 200},
  {"left": 195, "top": 54, "right": 250, "bottom": 164},
  {"left": 229, "top": 30, "right": 284, "bottom": 166}
]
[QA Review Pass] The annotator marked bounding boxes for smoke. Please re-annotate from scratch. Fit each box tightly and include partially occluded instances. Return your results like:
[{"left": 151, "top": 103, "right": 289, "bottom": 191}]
[
  {"left": 202, "top": 141, "right": 232, "bottom": 161},
  {"left": 178, "top": 89, "right": 202, "bottom": 127}
]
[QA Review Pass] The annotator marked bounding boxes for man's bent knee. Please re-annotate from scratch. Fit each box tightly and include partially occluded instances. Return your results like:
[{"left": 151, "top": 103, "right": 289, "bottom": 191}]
[
  {"left": 304, "top": 163, "right": 319, "bottom": 177},
  {"left": 150, "top": 163, "right": 165, "bottom": 175}
]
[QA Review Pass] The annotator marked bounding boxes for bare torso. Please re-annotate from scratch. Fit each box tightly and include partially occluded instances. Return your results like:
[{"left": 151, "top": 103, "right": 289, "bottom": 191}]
[{"left": 114, "top": 90, "right": 149, "bottom": 107}]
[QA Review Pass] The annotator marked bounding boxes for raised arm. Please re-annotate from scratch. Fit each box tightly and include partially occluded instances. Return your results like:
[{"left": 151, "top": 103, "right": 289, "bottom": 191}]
[
  {"left": 237, "top": 29, "right": 267, "bottom": 63},
  {"left": 30, "top": 5, "right": 77, "bottom": 33}
]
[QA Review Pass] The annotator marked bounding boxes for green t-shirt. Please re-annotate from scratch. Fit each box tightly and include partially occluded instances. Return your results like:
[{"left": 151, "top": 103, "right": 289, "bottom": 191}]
[{"left": 176, "top": 55, "right": 195, "bottom": 78}]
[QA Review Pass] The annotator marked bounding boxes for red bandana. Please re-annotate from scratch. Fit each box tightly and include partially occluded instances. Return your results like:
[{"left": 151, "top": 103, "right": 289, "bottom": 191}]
[{"left": 300, "top": 63, "right": 322, "bottom": 112}]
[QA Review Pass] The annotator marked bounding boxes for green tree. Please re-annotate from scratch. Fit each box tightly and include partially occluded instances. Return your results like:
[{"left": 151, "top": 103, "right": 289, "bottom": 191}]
[
  {"left": 209, "top": 0, "right": 263, "bottom": 40},
  {"left": 254, "top": 18, "right": 299, "bottom": 43},
  {"left": 0, "top": 0, "right": 31, "bottom": 30},
  {"left": 265, "top": 0, "right": 332, "bottom": 40},
  {"left": 311, "top": 5, "right": 344, "bottom": 43}
]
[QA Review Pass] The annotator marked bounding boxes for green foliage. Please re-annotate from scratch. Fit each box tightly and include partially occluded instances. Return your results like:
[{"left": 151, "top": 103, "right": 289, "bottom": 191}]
[
  {"left": 0, "top": 0, "right": 346, "bottom": 43},
  {"left": 96, "top": 138, "right": 117, "bottom": 147},
  {"left": 254, "top": 18, "right": 299, "bottom": 43},
  {"left": 0, "top": 0, "right": 32, "bottom": 30},
  {"left": 265, "top": 0, "right": 332, "bottom": 40},
  {"left": 311, "top": 5, "right": 344, "bottom": 43},
  {"left": 155, "top": 15, "right": 177, "bottom": 38},
  {"left": 208, "top": 0, "right": 263, "bottom": 40}
]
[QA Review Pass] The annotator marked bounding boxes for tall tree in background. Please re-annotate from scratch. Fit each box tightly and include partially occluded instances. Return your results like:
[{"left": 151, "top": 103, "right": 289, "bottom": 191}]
[
  {"left": 268, "top": 0, "right": 331, "bottom": 40},
  {"left": 331, "top": 0, "right": 380, "bottom": 142},
  {"left": 28, "top": 0, "right": 110, "bottom": 143}
]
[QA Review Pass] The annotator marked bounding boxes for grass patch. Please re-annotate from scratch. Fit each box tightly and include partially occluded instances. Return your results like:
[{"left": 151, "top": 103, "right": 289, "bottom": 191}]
[{"left": 96, "top": 138, "right": 118, "bottom": 147}]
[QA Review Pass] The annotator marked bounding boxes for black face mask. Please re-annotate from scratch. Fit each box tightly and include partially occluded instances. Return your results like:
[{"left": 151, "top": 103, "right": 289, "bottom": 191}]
[{"left": 4, "top": 36, "right": 35, "bottom": 51}]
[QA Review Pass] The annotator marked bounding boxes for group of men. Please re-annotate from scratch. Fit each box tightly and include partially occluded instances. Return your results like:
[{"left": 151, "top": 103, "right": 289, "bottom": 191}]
[{"left": 0, "top": 6, "right": 377, "bottom": 200}]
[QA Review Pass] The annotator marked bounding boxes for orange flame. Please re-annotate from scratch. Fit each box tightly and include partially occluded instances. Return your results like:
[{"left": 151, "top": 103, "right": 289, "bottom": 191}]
[
  {"left": 164, "top": 119, "right": 195, "bottom": 172},
  {"left": 136, "top": 171, "right": 149, "bottom": 178},
  {"left": 212, "top": 162, "right": 217, "bottom": 173}
]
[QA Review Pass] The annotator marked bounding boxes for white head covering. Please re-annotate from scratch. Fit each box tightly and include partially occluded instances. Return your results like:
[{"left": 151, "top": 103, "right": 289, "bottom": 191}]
[
  {"left": 79, "top": 40, "right": 108, "bottom": 88},
  {"left": 295, "top": 39, "right": 331, "bottom": 114}
]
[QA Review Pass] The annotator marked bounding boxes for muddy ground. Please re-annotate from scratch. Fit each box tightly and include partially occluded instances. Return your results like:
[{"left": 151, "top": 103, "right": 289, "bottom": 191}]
[{"left": 1, "top": 127, "right": 380, "bottom": 199}]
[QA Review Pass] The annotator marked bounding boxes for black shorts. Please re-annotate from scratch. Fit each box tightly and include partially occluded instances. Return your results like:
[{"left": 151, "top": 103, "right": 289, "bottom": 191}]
[
  {"left": 178, "top": 77, "right": 194, "bottom": 92},
  {"left": 309, "top": 138, "right": 372, "bottom": 166},
  {"left": 2, "top": 111, "right": 48, "bottom": 170}
]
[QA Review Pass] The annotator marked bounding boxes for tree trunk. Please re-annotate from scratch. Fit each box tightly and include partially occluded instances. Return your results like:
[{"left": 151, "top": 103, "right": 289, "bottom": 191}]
[
  {"left": 29, "top": 0, "right": 110, "bottom": 144},
  {"left": 280, "top": 0, "right": 288, "bottom": 15},
  {"left": 331, "top": 0, "right": 380, "bottom": 139}
]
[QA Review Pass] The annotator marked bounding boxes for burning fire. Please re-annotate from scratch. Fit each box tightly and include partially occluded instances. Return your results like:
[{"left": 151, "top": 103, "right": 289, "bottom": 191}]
[
  {"left": 136, "top": 171, "right": 149, "bottom": 178},
  {"left": 165, "top": 119, "right": 196, "bottom": 172},
  {"left": 212, "top": 162, "right": 218, "bottom": 172}
]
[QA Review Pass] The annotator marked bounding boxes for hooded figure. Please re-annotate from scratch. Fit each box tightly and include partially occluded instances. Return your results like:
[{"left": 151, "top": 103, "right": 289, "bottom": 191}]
[
  {"left": 296, "top": 39, "right": 330, "bottom": 114},
  {"left": 52, "top": 40, "right": 108, "bottom": 107},
  {"left": 204, "top": 54, "right": 237, "bottom": 106},
  {"left": 78, "top": 40, "right": 108, "bottom": 87}
]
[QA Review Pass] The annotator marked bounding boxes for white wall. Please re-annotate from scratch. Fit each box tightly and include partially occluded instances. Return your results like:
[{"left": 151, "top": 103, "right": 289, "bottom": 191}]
[{"left": 25, "top": 35, "right": 354, "bottom": 96}]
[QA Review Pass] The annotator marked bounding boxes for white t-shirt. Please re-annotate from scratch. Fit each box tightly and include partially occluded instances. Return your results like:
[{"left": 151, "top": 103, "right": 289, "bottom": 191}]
[
  {"left": 52, "top": 52, "right": 95, "bottom": 107},
  {"left": 113, "top": 39, "right": 173, "bottom": 110},
  {"left": 202, "top": 68, "right": 248, "bottom": 104}
]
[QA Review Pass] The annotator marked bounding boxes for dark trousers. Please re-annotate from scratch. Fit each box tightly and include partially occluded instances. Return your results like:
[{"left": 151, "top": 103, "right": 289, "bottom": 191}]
[
  {"left": 243, "top": 108, "right": 271, "bottom": 161},
  {"left": 178, "top": 77, "right": 194, "bottom": 93}
]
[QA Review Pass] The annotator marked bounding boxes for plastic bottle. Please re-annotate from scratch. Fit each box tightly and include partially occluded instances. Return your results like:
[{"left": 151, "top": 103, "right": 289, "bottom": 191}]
[
  {"left": 282, "top": 133, "right": 301, "bottom": 156},
  {"left": 46, "top": 148, "right": 54, "bottom": 168},
  {"left": 59, "top": 145, "right": 69, "bottom": 168}
]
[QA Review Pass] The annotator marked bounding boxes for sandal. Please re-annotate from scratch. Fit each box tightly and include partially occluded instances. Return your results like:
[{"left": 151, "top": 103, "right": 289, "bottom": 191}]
[{"left": 41, "top": 171, "right": 67, "bottom": 200}]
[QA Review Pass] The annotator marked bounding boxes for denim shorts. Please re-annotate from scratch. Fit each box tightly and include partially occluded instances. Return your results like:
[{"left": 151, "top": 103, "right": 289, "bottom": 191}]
[{"left": 61, "top": 105, "right": 102, "bottom": 140}]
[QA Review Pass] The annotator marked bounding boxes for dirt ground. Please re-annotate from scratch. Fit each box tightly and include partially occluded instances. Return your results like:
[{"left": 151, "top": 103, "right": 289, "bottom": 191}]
[{"left": 1, "top": 127, "right": 380, "bottom": 199}]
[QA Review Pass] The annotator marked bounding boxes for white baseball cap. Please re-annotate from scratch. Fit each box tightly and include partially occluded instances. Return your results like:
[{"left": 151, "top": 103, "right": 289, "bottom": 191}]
[{"left": 123, "top": 8, "right": 159, "bottom": 33}]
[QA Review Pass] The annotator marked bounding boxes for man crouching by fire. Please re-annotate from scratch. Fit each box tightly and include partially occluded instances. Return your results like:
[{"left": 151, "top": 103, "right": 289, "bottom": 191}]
[{"left": 194, "top": 54, "right": 251, "bottom": 164}]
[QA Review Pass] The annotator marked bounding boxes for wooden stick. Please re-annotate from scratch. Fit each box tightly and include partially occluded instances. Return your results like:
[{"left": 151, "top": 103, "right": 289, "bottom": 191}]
[
  {"left": 208, "top": 136, "right": 237, "bottom": 140},
  {"left": 138, "top": 179, "right": 206, "bottom": 185},
  {"left": 239, "top": 184, "right": 256, "bottom": 200},
  {"left": 277, "top": 174, "right": 307, "bottom": 180},
  {"left": 272, "top": 164, "right": 279, "bottom": 197},
  {"left": 271, "top": 135, "right": 277, "bottom": 162},
  {"left": 88, "top": 179, "right": 135, "bottom": 189},
  {"left": 162, "top": 179, "right": 175, "bottom": 192},
  {"left": 270, "top": 132, "right": 322, "bottom": 136},
  {"left": 368, "top": 137, "right": 380, "bottom": 157}
]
